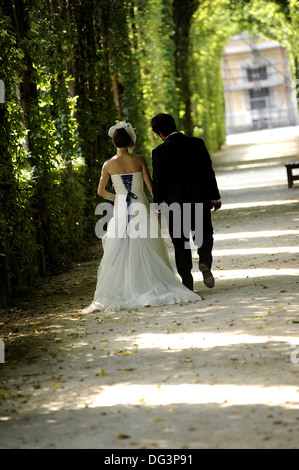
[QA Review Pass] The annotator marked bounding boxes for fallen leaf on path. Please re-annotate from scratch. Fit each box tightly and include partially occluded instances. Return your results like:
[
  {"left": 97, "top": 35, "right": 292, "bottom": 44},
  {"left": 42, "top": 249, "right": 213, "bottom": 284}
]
[
  {"left": 32, "top": 382, "right": 41, "bottom": 389},
  {"left": 117, "top": 433, "right": 130, "bottom": 439},
  {"left": 0, "top": 391, "right": 17, "bottom": 399},
  {"left": 117, "top": 350, "right": 133, "bottom": 355},
  {"left": 181, "top": 357, "right": 193, "bottom": 362}
]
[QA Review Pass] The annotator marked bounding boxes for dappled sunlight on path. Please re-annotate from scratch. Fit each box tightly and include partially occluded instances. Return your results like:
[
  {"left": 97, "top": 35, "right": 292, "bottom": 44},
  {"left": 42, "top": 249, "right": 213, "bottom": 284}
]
[
  {"left": 1, "top": 126, "right": 299, "bottom": 449},
  {"left": 194, "top": 268, "right": 299, "bottom": 280},
  {"left": 90, "top": 382, "right": 299, "bottom": 408}
]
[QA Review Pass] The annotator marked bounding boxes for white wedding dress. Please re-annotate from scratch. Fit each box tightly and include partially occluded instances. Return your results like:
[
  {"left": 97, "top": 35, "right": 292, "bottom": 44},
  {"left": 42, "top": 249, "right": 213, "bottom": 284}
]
[{"left": 82, "top": 171, "right": 201, "bottom": 312}]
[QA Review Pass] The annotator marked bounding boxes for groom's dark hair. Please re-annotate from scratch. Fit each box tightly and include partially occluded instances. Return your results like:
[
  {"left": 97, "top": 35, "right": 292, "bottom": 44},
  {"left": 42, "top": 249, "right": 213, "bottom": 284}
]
[{"left": 151, "top": 113, "right": 178, "bottom": 137}]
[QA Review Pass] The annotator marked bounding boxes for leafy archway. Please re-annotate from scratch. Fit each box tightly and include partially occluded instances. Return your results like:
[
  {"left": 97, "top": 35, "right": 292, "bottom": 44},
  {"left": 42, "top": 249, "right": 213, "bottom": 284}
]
[
  {"left": 0, "top": 0, "right": 298, "bottom": 307},
  {"left": 175, "top": 0, "right": 299, "bottom": 151}
]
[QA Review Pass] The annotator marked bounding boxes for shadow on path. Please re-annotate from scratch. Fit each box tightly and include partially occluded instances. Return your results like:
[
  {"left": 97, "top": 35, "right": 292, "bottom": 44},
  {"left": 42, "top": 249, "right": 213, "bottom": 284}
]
[{"left": 1, "top": 126, "right": 299, "bottom": 449}]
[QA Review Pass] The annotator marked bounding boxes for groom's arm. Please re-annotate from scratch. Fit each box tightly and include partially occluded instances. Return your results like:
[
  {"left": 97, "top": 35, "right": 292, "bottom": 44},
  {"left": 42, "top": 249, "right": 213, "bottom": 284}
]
[{"left": 152, "top": 147, "right": 164, "bottom": 209}]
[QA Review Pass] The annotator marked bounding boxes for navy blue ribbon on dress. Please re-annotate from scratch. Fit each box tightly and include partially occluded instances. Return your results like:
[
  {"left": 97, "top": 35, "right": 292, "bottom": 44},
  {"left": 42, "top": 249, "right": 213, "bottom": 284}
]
[
  {"left": 121, "top": 174, "right": 137, "bottom": 223},
  {"left": 112, "top": 174, "right": 138, "bottom": 266},
  {"left": 111, "top": 174, "right": 138, "bottom": 266}
]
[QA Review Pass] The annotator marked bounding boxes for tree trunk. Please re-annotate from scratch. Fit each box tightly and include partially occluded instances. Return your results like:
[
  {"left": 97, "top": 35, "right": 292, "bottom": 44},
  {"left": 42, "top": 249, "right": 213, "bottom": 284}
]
[
  {"left": 0, "top": 103, "right": 12, "bottom": 308},
  {"left": 7, "top": 0, "right": 49, "bottom": 275},
  {"left": 172, "top": 0, "right": 199, "bottom": 135}
]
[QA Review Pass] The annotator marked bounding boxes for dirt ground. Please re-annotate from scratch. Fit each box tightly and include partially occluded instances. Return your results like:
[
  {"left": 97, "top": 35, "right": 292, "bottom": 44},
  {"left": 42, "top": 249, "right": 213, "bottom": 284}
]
[{"left": 0, "top": 126, "right": 299, "bottom": 450}]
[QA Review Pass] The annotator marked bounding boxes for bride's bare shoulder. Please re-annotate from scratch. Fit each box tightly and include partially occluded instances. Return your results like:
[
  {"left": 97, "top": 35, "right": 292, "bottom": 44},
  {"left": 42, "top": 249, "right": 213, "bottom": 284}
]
[
  {"left": 132, "top": 154, "right": 145, "bottom": 163},
  {"left": 103, "top": 156, "right": 117, "bottom": 172}
]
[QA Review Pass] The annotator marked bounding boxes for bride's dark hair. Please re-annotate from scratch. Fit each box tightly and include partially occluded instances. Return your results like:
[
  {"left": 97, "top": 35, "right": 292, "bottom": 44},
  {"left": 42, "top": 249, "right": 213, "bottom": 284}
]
[
  {"left": 151, "top": 113, "right": 178, "bottom": 137},
  {"left": 113, "top": 128, "right": 134, "bottom": 148}
]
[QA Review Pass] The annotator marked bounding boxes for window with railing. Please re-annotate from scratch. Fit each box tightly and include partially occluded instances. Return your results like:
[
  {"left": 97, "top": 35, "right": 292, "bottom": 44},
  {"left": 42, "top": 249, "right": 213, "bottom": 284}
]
[
  {"left": 249, "top": 87, "right": 269, "bottom": 109},
  {"left": 247, "top": 67, "right": 267, "bottom": 81}
]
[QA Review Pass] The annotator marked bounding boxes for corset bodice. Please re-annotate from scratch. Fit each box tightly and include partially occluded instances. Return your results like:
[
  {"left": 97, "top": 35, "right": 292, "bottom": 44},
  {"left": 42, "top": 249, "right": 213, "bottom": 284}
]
[{"left": 111, "top": 171, "right": 143, "bottom": 197}]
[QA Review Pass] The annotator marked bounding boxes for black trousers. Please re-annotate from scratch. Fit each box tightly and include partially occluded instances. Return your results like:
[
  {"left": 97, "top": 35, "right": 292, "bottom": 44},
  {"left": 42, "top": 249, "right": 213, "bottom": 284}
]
[{"left": 166, "top": 203, "right": 214, "bottom": 291}]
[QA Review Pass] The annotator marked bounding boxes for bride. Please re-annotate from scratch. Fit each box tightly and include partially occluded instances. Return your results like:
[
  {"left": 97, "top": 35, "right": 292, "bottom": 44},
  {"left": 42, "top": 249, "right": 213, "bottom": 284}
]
[{"left": 82, "top": 121, "right": 201, "bottom": 313}]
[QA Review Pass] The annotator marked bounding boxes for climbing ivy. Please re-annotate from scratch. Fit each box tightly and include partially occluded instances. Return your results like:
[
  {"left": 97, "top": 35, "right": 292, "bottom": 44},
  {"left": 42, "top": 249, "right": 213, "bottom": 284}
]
[
  {"left": 0, "top": 0, "right": 297, "bottom": 307},
  {"left": 189, "top": 0, "right": 298, "bottom": 152}
]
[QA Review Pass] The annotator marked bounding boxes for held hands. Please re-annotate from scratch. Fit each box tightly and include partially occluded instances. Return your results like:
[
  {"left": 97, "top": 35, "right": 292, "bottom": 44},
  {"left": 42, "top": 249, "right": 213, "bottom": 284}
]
[{"left": 155, "top": 211, "right": 162, "bottom": 221}]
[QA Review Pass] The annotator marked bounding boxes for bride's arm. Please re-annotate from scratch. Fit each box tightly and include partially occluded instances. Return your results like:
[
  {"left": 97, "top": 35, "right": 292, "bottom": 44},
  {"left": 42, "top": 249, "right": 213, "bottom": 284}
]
[
  {"left": 97, "top": 163, "right": 116, "bottom": 202},
  {"left": 141, "top": 156, "right": 153, "bottom": 195}
]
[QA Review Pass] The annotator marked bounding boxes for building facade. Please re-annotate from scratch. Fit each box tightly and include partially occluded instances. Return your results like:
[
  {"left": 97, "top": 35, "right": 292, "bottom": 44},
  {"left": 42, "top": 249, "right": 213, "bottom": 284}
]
[{"left": 221, "top": 31, "right": 299, "bottom": 134}]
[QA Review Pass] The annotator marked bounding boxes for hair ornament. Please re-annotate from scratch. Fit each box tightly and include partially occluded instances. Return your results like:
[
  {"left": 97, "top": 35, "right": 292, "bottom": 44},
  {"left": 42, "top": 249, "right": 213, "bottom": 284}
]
[{"left": 108, "top": 121, "right": 137, "bottom": 144}]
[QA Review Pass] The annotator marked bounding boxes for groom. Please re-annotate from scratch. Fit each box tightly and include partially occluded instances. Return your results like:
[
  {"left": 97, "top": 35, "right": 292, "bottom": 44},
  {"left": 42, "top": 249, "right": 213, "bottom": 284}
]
[{"left": 151, "top": 113, "right": 221, "bottom": 291}]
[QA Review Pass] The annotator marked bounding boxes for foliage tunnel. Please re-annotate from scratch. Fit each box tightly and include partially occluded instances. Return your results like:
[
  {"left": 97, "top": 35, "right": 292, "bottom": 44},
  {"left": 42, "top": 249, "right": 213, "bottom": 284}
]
[{"left": 0, "top": 0, "right": 298, "bottom": 307}]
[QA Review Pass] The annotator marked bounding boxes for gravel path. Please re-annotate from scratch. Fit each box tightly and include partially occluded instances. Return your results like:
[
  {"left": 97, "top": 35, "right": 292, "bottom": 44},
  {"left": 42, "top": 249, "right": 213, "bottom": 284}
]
[{"left": 1, "top": 126, "right": 299, "bottom": 450}]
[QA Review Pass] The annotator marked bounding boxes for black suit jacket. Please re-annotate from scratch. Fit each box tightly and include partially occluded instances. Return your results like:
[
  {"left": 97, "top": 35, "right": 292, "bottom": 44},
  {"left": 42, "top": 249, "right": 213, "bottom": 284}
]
[{"left": 152, "top": 132, "right": 221, "bottom": 208}]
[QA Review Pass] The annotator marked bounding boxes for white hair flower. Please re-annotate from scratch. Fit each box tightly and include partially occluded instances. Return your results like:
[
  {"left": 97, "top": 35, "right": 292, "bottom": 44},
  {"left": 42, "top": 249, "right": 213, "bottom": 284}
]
[{"left": 108, "top": 121, "right": 137, "bottom": 144}]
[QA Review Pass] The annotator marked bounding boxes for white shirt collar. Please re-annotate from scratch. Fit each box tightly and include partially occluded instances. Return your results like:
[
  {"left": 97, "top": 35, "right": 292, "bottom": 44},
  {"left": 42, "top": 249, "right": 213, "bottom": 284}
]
[{"left": 166, "top": 131, "right": 179, "bottom": 139}]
